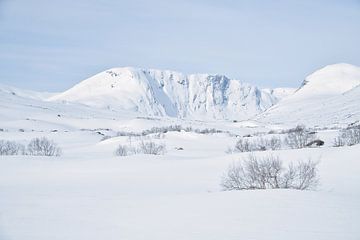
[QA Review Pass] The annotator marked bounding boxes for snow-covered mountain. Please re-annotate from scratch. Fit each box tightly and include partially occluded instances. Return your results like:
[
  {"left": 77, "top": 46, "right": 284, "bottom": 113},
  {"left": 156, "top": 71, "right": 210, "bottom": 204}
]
[
  {"left": 258, "top": 63, "right": 360, "bottom": 127},
  {"left": 49, "top": 67, "right": 292, "bottom": 120},
  {"left": 1, "top": 63, "right": 360, "bottom": 127}
]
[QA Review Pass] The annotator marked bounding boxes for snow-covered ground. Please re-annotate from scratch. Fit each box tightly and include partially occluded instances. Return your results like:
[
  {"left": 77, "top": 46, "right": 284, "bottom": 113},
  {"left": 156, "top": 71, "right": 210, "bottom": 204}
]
[
  {"left": 0, "top": 128, "right": 359, "bottom": 240},
  {"left": 1, "top": 63, "right": 360, "bottom": 239}
]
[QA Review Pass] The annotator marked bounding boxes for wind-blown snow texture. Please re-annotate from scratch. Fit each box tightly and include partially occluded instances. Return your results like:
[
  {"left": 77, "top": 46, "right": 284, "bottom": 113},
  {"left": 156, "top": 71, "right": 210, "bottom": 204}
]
[{"left": 50, "top": 67, "right": 291, "bottom": 120}]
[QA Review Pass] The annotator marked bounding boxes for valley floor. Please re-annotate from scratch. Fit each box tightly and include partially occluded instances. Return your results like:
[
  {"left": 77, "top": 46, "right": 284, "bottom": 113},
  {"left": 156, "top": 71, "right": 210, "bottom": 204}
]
[{"left": 0, "top": 129, "right": 359, "bottom": 240}]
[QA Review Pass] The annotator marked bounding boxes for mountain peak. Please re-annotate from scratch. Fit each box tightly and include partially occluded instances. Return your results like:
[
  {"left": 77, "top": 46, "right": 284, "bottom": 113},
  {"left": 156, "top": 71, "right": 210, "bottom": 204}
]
[
  {"left": 258, "top": 63, "right": 360, "bottom": 126},
  {"left": 49, "top": 67, "right": 288, "bottom": 120},
  {"left": 299, "top": 63, "right": 360, "bottom": 96}
]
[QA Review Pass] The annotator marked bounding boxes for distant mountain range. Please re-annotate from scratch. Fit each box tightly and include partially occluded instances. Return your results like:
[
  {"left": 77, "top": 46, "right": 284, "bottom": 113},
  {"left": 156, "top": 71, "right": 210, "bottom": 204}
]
[
  {"left": 49, "top": 67, "right": 294, "bottom": 120},
  {"left": 1, "top": 63, "right": 359, "bottom": 128}
]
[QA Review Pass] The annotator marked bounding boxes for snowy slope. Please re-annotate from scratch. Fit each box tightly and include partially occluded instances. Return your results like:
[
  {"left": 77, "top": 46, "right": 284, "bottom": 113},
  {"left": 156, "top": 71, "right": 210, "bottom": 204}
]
[
  {"left": 0, "top": 83, "right": 55, "bottom": 100},
  {"left": 1, "top": 129, "right": 360, "bottom": 240},
  {"left": 49, "top": 67, "right": 292, "bottom": 120},
  {"left": 0, "top": 84, "right": 146, "bottom": 132},
  {"left": 258, "top": 63, "right": 360, "bottom": 127},
  {"left": 262, "top": 87, "right": 296, "bottom": 101},
  {"left": 0, "top": 84, "right": 261, "bottom": 135}
]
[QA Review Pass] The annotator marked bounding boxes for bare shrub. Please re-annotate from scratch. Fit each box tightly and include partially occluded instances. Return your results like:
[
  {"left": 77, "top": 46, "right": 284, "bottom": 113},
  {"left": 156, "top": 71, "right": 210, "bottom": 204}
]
[
  {"left": 284, "top": 126, "right": 316, "bottom": 149},
  {"left": 141, "top": 125, "right": 182, "bottom": 135},
  {"left": 116, "top": 131, "right": 140, "bottom": 137},
  {"left": 333, "top": 128, "right": 360, "bottom": 147},
  {"left": 221, "top": 155, "right": 319, "bottom": 191},
  {"left": 268, "top": 137, "right": 282, "bottom": 150},
  {"left": 233, "top": 136, "right": 282, "bottom": 153},
  {"left": 27, "top": 137, "right": 62, "bottom": 156},
  {"left": 333, "top": 135, "right": 345, "bottom": 147},
  {"left": 115, "top": 145, "right": 134, "bottom": 156},
  {"left": 292, "top": 160, "right": 319, "bottom": 190},
  {"left": 281, "top": 124, "right": 306, "bottom": 134},
  {"left": 234, "top": 138, "right": 252, "bottom": 152},
  {"left": 115, "top": 141, "right": 166, "bottom": 157},
  {"left": 194, "top": 128, "right": 223, "bottom": 134},
  {"left": 139, "top": 141, "right": 166, "bottom": 155},
  {"left": 106, "top": 125, "right": 230, "bottom": 142},
  {"left": 0, "top": 140, "right": 25, "bottom": 155},
  {"left": 347, "top": 128, "right": 360, "bottom": 145}
]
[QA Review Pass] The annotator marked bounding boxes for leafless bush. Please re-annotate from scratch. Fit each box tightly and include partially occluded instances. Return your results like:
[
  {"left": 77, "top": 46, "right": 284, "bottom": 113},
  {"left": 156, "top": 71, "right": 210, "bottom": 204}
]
[
  {"left": 291, "top": 160, "right": 319, "bottom": 190},
  {"left": 234, "top": 138, "right": 252, "bottom": 152},
  {"left": 267, "top": 137, "right": 282, "bottom": 150},
  {"left": 280, "top": 124, "right": 306, "bottom": 134},
  {"left": 139, "top": 141, "right": 166, "bottom": 155},
  {"left": 334, "top": 128, "right": 360, "bottom": 146},
  {"left": 0, "top": 140, "right": 25, "bottom": 155},
  {"left": 107, "top": 125, "right": 231, "bottom": 142},
  {"left": 27, "top": 137, "right": 62, "bottom": 156},
  {"left": 116, "top": 131, "right": 140, "bottom": 137},
  {"left": 142, "top": 125, "right": 182, "bottom": 135},
  {"left": 115, "top": 141, "right": 166, "bottom": 157},
  {"left": 221, "top": 155, "right": 319, "bottom": 191},
  {"left": 333, "top": 135, "right": 346, "bottom": 147},
  {"left": 194, "top": 128, "right": 223, "bottom": 134},
  {"left": 284, "top": 126, "right": 316, "bottom": 149},
  {"left": 115, "top": 145, "right": 135, "bottom": 156},
  {"left": 233, "top": 136, "right": 282, "bottom": 153}
]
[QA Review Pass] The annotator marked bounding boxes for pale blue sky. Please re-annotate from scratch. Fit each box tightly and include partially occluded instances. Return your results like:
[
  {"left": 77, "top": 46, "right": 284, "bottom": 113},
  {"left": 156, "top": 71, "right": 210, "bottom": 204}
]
[{"left": 0, "top": 0, "right": 359, "bottom": 91}]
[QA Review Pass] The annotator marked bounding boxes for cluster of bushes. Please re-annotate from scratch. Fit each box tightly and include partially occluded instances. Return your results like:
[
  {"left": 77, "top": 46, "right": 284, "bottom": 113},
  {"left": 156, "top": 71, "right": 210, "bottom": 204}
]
[
  {"left": 115, "top": 141, "right": 166, "bottom": 156},
  {"left": 232, "top": 125, "right": 319, "bottom": 153},
  {"left": 102, "top": 125, "right": 230, "bottom": 141},
  {"left": 284, "top": 125, "right": 317, "bottom": 149},
  {"left": 221, "top": 155, "right": 319, "bottom": 191},
  {"left": 0, "top": 140, "right": 25, "bottom": 155},
  {"left": 0, "top": 137, "right": 61, "bottom": 156},
  {"left": 141, "top": 125, "right": 227, "bottom": 136},
  {"left": 333, "top": 127, "right": 360, "bottom": 147},
  {"left": 234, "top": 137, "right": 282, "bottom": 152}
]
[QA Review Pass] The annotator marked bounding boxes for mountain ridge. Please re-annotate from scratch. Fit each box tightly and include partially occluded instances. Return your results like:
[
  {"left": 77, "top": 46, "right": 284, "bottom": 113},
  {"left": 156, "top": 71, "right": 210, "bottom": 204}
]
[
  {"left": 49, "top": 67, "right": 294, "bottom": 120},
  {"left": 1, "top": 63, "right": 359, "bottom": 126}
]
